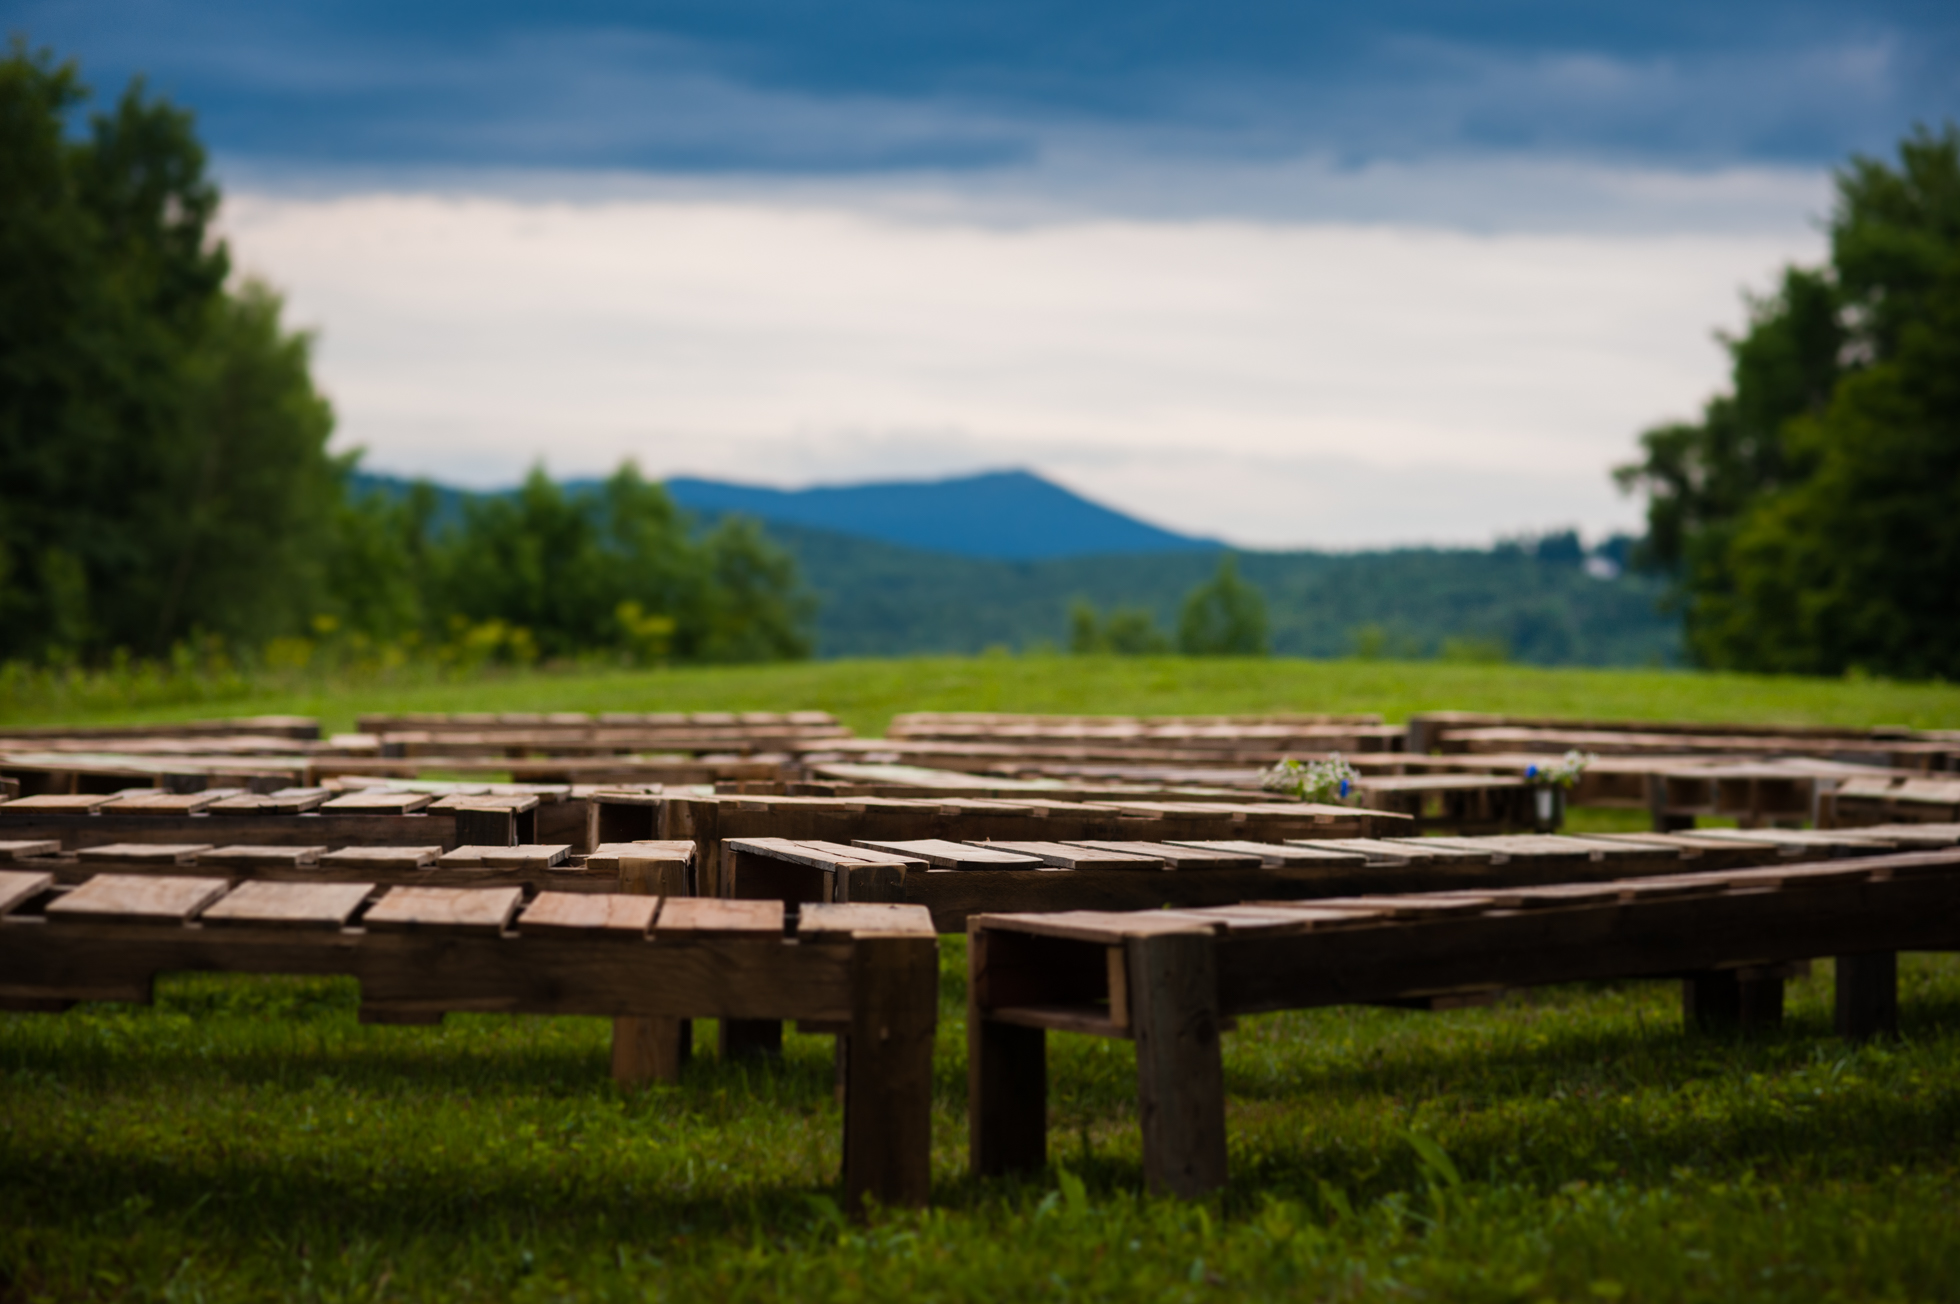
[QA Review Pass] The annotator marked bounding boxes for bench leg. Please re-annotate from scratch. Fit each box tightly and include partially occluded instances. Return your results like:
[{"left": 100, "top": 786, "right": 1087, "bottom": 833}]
[
  {"left": 719, "top": 1018, "right": 783, "bottom": 1059},
  {"left": 843, "top": 935, "right": 937, "bottom": 1212},
  {"left": 970, "top": 1017, "right": 1047, "bottom": 1178},
  {"left": 1128, "top": 932, "right": 1228, "bottom": 1198},
  {"left": 1835, "top": 952, "right": 1898, "bottom": 1042},
  {"left": 612, "top": 1016, "right": 690, "bottom": 1086},
  {"left": 1683, "top": 971, "right": 1784, "bottom": 1032}
]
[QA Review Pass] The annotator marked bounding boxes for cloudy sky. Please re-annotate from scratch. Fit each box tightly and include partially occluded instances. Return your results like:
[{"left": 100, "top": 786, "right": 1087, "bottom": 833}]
[{"left": 17, "top": 0, "right": 1959, "bottom": 547}]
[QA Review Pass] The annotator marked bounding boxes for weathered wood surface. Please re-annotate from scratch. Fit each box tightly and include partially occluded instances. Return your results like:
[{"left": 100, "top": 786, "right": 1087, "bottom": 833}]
[
  {"left": 363, "top": 885, "right": 524, "bottom": 935},
  {"left": 968, "top": 846, "right": 1960, "bottom": 1196},
  {"left": 0, "top": 810, "right": 467, "bottom": 852},
  {"left": 0, "top": 875, "right": 934, "bottom": 1208},
  {"left": 201, "top": 880, "right": 373, "bottom": 929}
]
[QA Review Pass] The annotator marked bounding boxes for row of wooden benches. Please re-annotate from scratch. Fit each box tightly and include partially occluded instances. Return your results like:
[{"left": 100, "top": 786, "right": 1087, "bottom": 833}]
[{"left": 11, "top": 840, "right": 1960, "bottom": 1207}]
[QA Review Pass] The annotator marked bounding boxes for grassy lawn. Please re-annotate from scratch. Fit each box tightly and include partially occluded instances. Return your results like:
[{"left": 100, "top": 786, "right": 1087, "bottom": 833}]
[
  {"left": 6, "top": 952, "right": 1960, "bottom": 1301},
  {"left": 6, "top": 656, "right": 1960, "bottom": 1300},
  {"left": 6, "top": 653, "right": 1960, "bottom": 735}
]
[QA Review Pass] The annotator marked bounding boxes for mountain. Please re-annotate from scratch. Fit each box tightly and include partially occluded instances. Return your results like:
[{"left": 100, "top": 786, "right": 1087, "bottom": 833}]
[
  {"left": 343, "top": 468, "right": 1679, "bottom": 665},
  {"left": 662, "top": 470, "right": 1213, "bottom": 560},
  {"left": 750, "top": 519, "right": 1680, "bottom": 665}
]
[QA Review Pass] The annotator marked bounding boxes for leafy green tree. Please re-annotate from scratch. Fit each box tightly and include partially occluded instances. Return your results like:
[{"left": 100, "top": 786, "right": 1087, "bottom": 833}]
[
  {"left": 1615, "top": 124, "right": 1960, "bottom": 676},
  {"left": 685, "top": 516, "right": 815, "bottom": 662},
  {"left": 1177, "top": 555, "right": 1269, "bottom": 655},
  {"left": 1068, "top": 600, "right": 1169, "bottom": 655},
  {"left": 0, "top": 44, "right": 338, "bottom": 659}
]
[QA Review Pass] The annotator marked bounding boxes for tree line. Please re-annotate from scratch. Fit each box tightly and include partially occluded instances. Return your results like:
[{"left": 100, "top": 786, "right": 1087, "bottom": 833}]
[
  {"left": 1616, "top": 124, "right": 1959, "bottom": 681},
  {"left": 0, "top": 46, "right": 810, "bottom": 670}
]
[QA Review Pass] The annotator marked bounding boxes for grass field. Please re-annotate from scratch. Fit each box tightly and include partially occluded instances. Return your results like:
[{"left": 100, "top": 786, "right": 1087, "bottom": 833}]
[
  {"left": 6, "top": 653, "right": 1960, "bottom": 735},
  {"left": 6, "top": 655, "right": 1960, "bottom": 1301}
]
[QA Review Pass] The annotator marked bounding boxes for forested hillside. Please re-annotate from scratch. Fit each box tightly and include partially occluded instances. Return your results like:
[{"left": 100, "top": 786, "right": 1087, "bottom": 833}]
[{"left": 738, "top": 518, "right": 1680, "bottom": 664}]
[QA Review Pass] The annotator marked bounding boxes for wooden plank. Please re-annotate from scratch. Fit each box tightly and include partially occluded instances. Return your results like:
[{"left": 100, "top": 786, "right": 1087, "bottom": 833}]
[
  {"left": 361, "top": 885, "right": 523, "bottom": 935},
  {"left": 1165, "top": 839, "right": 1369, "bottom": 867},
  {"left": 200, "top": 880, "right": 373, "bottom": 929},
  {"left": 965, "top": 909, "right": 1221, "bottom": 944},
  {"left": 199, "top": 845, "right": 327, "bottom": 868},
  {"left": 653, "top": 897, "right": 784, "bottom": 938},
  {"left": 0, "top": 840, "right": 60, "bottom": 861},
  {"left": 517, "top": 891, "right": 662, "bottom": 937},
  {"left": 1286, "top": 837, "right": 1456, "bottom": 864},
  {"left": 1065, "top": 841, "right": 1262, "bottom": 870},
  {"left": 207, "top": 789, "right": 331, "bottom": 816},
  {"left": 969, "top": 917, "right": 1050, "bottom": 1177},
  {"left": 47, "top": 874, "right": 230, "bottom": 924},
  {"left": 854, "top": 838, "right": 1044, "bottom": 869},
  {"left": 982, "top": 840, "right": 1163, "bottom": 869},
  {"left": 102, "top": 791, "right": 230, "bottom": 816},
  {"left": 75, "top": 843, "right": 214, "bottom": 864},
  {"left": 1128, "top": 931, "right": 1229, "bottom": 1198},
  {"left": 438, "top": 844, "right": 572, "bottom": 870},
  {"left": 842, "top": 932, "right": 939, "bottom": 1212},
  {"left": 320, "top": 792, "right": 434, "bottom": 815},
  {"left": 0, "top": 794, "right": 120, "bottom": 813},
  {"left": 320, "top": 846, "right": 441, "bottom": 870},
  {"left": 0, "top": 870, "right": 53, "bottom": 916},
  {"left": 798, "top": 903, "right": 936, "bottom": 940}
]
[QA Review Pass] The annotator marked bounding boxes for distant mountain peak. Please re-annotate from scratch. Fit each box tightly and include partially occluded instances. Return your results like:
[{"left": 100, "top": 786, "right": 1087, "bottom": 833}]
[{"left": 663, "top": 469, "right": 1215, "bottom": 561}]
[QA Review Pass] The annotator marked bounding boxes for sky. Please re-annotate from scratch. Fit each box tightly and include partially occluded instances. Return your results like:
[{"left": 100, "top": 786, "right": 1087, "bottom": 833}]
[{"left": 15, "top": 0, "right": 1959, "bottom": 548}]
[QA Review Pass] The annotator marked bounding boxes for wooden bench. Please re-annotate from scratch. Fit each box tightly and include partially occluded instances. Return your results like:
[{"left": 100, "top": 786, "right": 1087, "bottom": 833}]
[
  {"left": 966, "top": 846, "right": 1960, "bottom": 1197},
  {"left": 718, "top": 829, "right": 1952, "bottom": 933},
  {"left": 0, "top": 868, "right": 935, "bottom": 1210},
  {"left": 624, "top": 793, "right": 1406, "bottom": 901}
]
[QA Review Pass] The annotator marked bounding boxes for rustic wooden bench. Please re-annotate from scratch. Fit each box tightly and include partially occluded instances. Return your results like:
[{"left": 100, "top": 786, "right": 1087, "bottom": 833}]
[
  {"left": 966, "top": 846, "right": 1960, "bottom": 1197},
  {"left": 0, "top": 868, "right": 936, "bottom": 1210}
]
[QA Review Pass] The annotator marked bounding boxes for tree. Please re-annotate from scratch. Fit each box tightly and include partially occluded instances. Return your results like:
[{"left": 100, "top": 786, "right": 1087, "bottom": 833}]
[
  {"left": 1177, "top": 555, "right": 1269, "bottom": 655},
  {"left": 1615, "top": 124, "right": 1960, "bottom": 676},
  {"left": 1068, "top": 600, "right": 1170, "bottom": 655},
  {"left": 0, "top": 44, "right": 338, "bottom": 659}
]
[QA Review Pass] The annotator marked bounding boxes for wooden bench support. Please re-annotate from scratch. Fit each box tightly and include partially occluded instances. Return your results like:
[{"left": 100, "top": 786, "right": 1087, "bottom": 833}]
[
  {"left": 969, "top": 1017, "right": 1048, "bottom": 1178},
  {"left": 1129, "top": 931, "right": 1229, "bottom": 1198},
  {"left": 1835, "top": 951, "right": 1898, "bottom": 1041},
  {"left": 1682, "top": 970, "right": 1785, "bottom": 1032},
  {"left": 842, "top": 933, "right": 938, "bottom": 1212}
]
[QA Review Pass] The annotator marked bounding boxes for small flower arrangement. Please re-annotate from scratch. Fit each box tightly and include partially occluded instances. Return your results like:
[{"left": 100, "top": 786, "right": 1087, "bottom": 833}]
[
  {"left": 1261, "top": 753, "right": 1362, "bottom": 805},
  {"left": 1524, "top": 750, "right": 1594, "bottom": 790}
]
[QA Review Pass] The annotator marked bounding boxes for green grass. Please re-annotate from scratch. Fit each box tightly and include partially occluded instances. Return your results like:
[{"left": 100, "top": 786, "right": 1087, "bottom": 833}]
[
  {"left": 8, "top": 656, "right": 1960, "bottom": 1299},
  {"left": 6, "top": 653, "right": 1960, "bottom": 735},
  {"left": 6, "top": 950, "right": 1960, "bottom": 1301}
]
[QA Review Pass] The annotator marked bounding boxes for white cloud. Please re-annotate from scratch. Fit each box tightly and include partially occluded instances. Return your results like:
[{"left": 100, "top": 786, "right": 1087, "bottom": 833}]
[{"left": 218, "top": 174, "right": 1825, "bottom": 549}]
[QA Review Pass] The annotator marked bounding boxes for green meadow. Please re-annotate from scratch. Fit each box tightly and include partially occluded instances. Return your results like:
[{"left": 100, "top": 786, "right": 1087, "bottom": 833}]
[{"left": 6, "top": 656, "right": 1960, "bottom": 1301}]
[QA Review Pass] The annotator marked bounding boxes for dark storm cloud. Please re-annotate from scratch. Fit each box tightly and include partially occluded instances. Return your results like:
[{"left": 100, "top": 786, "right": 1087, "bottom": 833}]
[{"left": 13, "top": 0, "right": 1956, "bottom": 171}]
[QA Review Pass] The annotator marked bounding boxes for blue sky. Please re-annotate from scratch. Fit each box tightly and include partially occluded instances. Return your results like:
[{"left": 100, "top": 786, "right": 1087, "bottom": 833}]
[{"left": 14, "top": 1, "right": 1958, "bottom": 547}]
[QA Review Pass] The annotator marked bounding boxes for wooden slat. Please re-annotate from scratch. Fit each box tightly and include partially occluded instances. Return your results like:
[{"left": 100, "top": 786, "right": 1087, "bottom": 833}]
[
  {"left": 75, "top": 843, "right": 214, "bottom": 864},
  {"left": 967, "top": 909, "right": 1220, "bottom": 943},
  {"left": 652, "top": 897, "right": 784, "bottom": 937},
  {"left": 1286, "top": 837, "right": 1459, "bottom": 863},
  {"left": 201, "top": 881, "right": 373, "bottom": 929},
  {"left": 102, "top": 791, "right": 232, "bottom": 816},
  {"left": 361, "top": 886, "right": 522, "bottom": 935},
  {"left": 1064, "top": 841, "right": 1262, "bottom": 870},
  {"left": 208, "top": 789, "right": 331, "bottom": 816},
  {"left": 0, "top": 794, "right": 120, "bottom": 813},
  {"left": 1165, "top": 839, "right": 1369, "bottom": 867},
  {"left": 320, "top": 846, "right": 441, "bottom": 870},
  {"left": 0, "top": 840, "right": 60, "bottom": 861},
  {"left": 855, "top": 838, "right": 1044, "bottom": 869},
  {"left": 198, "top": 844, "right": 327, "bottom": 868},
  {"left": 438, "top": 844, "right": 571, "bottom": 869},
  {"left": 517, "top": 891, "right": 662, "bottom": 937},
  {"left": 0, "top": 869, "right": 53, "bottom": 916},
  {"left": 798, "top": 902, "right": 936, "bottom": 939},
  {"left": 46, "top": 874, "right": 230, "bottom": 924},
  {"left": 320, "top": 792, "right": 434, "bottom": 815},
  {"left": 976, "top": 840, "right": 1163, "bottom": 869}
]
